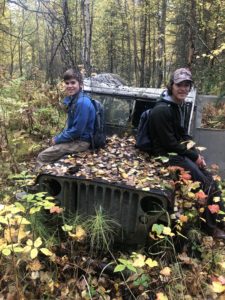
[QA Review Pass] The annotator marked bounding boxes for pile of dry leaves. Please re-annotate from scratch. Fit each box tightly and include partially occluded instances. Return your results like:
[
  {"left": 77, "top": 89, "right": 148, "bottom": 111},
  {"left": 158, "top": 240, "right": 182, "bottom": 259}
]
[
  {"left": 41, "top": 135, "right": 174, "bottom": 192},
  {"left": 202, "top": 103, "right": 225, "bottom": 129}
]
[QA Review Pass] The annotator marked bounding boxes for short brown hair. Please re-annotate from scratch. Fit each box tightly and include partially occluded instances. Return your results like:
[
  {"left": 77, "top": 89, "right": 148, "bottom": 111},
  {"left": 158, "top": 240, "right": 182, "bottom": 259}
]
[{"left": 63, "top": 69, "right": 83, "bottom": 85}]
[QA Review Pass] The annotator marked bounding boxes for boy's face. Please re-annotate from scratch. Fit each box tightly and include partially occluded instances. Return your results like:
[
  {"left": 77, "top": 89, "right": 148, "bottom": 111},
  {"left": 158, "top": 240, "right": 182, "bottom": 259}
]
[
  {"left": 172, "top": 80, "right": 191, "bottom": 103},
  {"left": 64, "top": 79, "right": 81, "bottom": 96}
]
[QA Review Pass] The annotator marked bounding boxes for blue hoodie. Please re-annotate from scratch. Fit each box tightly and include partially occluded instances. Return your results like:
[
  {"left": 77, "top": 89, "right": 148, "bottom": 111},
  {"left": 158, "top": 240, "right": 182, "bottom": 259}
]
[{"left": 54, "top": 91, "right": 96, "bottom": 144}]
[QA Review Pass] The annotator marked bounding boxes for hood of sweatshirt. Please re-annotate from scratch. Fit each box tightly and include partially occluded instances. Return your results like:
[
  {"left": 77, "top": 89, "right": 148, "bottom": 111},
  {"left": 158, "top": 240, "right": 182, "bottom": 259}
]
[{"left": 159, "top": 90, "right": 185, "bottom": 127}]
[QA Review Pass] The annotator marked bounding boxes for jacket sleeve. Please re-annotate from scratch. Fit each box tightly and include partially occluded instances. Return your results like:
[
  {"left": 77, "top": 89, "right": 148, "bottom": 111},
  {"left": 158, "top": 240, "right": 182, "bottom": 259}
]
[
  {"left": 151, "top": 106, "right": 198, "bottom": 161},
  {"left": 54, "top": 98, "right": 90, "bottom": 144}
]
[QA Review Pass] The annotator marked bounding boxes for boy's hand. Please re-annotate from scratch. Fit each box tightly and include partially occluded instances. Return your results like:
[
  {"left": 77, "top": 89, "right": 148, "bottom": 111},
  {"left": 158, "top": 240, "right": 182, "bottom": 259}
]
[
  {"left": 51, "top": 138, "right": 56, "bottom": 146},
  {"left": 196, "top": 155, "right": 206, "bottom": 168}
]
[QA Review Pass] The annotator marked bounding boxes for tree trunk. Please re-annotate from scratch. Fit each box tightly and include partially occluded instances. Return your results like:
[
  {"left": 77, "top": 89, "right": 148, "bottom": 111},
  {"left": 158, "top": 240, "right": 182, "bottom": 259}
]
[
  {"left": 156, "top": 0, "right": 167, "bottom": 88},
  {"left": 139, "top": 0, "right": 147, "bottom": 87},
  {"left": 81, "top": 0, "right": 93, "bottom": 76}
]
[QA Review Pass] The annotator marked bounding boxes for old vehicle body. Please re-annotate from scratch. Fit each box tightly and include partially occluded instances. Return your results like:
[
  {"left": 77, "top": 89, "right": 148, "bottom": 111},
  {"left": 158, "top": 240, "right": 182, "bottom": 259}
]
[{"left": 36, "top": 78, "right": 197, "bottom": 245}]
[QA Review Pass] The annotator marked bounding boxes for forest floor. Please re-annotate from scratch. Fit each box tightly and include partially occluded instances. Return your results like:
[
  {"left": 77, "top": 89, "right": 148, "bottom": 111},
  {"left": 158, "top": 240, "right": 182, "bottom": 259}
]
[{"left": 0, "top": 78, "right": 225, "bottom": 299}]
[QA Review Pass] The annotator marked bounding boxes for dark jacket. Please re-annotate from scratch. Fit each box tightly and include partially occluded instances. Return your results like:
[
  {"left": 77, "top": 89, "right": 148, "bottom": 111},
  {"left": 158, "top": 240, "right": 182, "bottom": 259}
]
[
  {"left": 54, "top": 91, "right": 96, "bottom": 144},
  {"left": 149, "top": 94, "right": 198, "bottom": 162}
]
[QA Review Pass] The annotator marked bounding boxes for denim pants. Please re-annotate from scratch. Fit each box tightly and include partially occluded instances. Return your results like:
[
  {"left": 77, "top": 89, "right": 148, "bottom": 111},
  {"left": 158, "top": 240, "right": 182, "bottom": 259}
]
[{"left": 169, "top": 155, "right": 225, "bottom": 231}]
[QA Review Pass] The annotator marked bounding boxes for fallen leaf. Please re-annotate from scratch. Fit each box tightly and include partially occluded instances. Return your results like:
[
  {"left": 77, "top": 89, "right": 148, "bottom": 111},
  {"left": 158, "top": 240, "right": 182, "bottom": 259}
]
[
  {"left": 219, "top": 262, "right": 225, "bottom": 269},
  {"left": 132, "top": 254, "right": 146, "bottom": 268},
  {"left": 31, "top": 271, "right": 39, "bottom": 280},
  {"left": 40, "top": 248, "right": 53, "bottom": 256},
  {"left": 68, "top": 225, "right": 86, "bottom": 242},
  {"left": 196, "top": 146, "right": 206, "bottom": 152},
  {"left": 211, "top": 281, "right": 225, "bottom": 293},
  {"left": 28, "top": 259, "right": 43, "bottom": 271},
  {"left": 50, "top": 206, "right": 63, "bottom": 214},
  {"left": 179, "top": 215, "right": 188, "bottom": 223},
  {"left": 208, "top": 204, "right": 220, "bottom": 214},
  {"left": 145, "top": 258, "right": 158, "bottom": 268},
  {"left": 186, "top": 140, "right": 196, "bottom": 150},
  {"left": 156, "top": 292, "right": 168, "bottom": 300},
  {"left": 163, "top": 227, "right": 175, "bottom": 236},
  {"left": 180, "top": 173, "right": 192, "bottom": 180},
  {"left": 195, "top": 191, "right": 207, "bottom": 205},
  {"left": 30, "top": 248, "right": 38, "bottom": 259},
  {"left": 213, "top": 197, "right": 221, "bottom": 203},
  {"left": 160, "top": 267, "right": 171, "bottom": 276},
  {"left": 34, "top": 237, "right": 42, "bottom": 248}
]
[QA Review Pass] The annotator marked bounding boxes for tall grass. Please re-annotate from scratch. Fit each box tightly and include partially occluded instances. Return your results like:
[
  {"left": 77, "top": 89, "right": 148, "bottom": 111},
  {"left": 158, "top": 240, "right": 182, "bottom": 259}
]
[{"left": 84, "top": 206, "right": 120, "bottom": 254}]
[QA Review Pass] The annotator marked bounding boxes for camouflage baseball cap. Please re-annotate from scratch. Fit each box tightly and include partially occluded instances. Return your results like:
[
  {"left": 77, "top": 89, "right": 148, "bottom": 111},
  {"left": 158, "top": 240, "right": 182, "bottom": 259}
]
[{"left": 173, "top": 68, "right": 193, "bottom": 84}]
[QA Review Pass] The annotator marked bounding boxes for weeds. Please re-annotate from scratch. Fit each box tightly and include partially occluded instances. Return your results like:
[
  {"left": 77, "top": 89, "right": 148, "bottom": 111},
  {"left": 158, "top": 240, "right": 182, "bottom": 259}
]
[{"left": 84, "top": 206, "right": 120, "bottom": 254}]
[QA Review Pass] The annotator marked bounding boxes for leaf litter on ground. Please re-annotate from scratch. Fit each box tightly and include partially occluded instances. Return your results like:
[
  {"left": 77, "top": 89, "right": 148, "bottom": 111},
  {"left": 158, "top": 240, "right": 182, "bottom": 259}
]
[{"left": 40, "top": 135, "right": 174, "bottom": 192}]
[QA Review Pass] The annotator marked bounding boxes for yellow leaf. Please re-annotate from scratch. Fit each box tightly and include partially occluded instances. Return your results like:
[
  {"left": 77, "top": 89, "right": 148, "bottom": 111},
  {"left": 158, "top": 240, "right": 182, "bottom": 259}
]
[
  {"left": 213, "top": 197, "right": 220, "bottom": 203},
  {"left": 30, "top": 207, "right": 41, "bottom": 214},
  {"left": 4, "top": 226, "right": 29, "bottom": 243},
  {"left": 4, "top": 228, "right": 16, "bottom": 243},
  {"left": 40, "top": 248, "right": 53, "bottom": 256},
  {"left": 219, "top": 262, "right": 225, "bottom": 269},
  {"left": 160, "top": 267, "right": 171, "bottom": 276},
  {"left": 145, "top": 258, "right": 158, "bottom": 268},
  {"left": 34, "top": 237, "right": 42, "bottom": 248},
  {"left": 2, "top": 248, "right": 11, "bottom": 256},
  {"left": 132, "top": 254, "right": 146, "bottom": 268},
  {"left": 15, "top": 216, "right": 30, "bottom": 225},
  {"left": 186, "top": 140, "right": 196, "bottom": 150},
  {"left": 163, "top": 227, "right": 175, "bottom": 236},
  {"left": 121, "top": 173, "right": 128, "bottom": 179},
  {"left": 200, "top": 217, "right": 206, "bottom": 223},
  {"left": 156, "top": 292, "right": 168, "bottom": 300},
  {"left": 187, "top": 192, "right": 195, "bottom": 199},
  {"left": 195, "top": 146, "right": 206, "bottom": 152},
  {"left": 14, "top": 202, "right": 25, "bottom": 212},
  {"left": 26, "top": 239, "right": 33, "bottom": 246},
  {"left": 62, "top": 224, "right": 73, "bottom": 232},
  {"left": 0, "top": 216, "right": 8, "bottom": 224},
  {"left": 211, "top": 281, "right": 225, "bottom": 293},
  {"left": 0, "top": 238, "right": 7, "bottom": 251},
  {"left": 30, "top": 248, "right": 38, "bottom": 259},
  {"left": 13, "top": 247, "right": 24, "bottom": 253},
  {"left": 68, "top": 225, "right": 86, "bottom": 242},
  {"left": 23, "top": 245, "right": 32, "bottom": 253},
  {"left": 18, "top": 227, "right": 30, "bottom": 242}
]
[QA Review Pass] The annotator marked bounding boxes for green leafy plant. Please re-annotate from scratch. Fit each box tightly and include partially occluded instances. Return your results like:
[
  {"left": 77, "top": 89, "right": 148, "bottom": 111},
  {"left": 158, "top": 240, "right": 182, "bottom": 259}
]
[
  {"left": 114, "top": 258, "right": 137, "bottom": 273},
  {"left": 133, "top": 273, "right": 150, "bottom": 288}
]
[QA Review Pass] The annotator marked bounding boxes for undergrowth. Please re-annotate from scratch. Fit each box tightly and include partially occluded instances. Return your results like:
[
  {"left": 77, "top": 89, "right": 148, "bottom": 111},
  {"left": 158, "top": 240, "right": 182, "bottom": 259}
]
[{"left": 1, "top": 78, "right": 225, "bottom": 299}]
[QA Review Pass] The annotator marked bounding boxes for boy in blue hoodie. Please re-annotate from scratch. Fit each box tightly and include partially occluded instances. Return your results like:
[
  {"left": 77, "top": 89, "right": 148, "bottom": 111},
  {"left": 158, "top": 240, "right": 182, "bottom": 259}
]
[{"left": 36, "top": 69, "right": 96, "bottom": 168}]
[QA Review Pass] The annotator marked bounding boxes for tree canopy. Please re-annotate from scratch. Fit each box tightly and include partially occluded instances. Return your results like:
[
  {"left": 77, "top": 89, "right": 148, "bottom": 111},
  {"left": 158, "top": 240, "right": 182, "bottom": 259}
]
[{"left": 1, "top": 0, "right": 225, "bottom": 93}]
